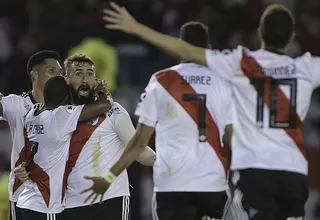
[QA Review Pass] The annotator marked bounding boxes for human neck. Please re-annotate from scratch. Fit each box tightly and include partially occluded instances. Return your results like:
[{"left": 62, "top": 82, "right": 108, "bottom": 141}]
[
  {"left": 31, "top": 83, "right": 44, "bottom": 103},
  {"left": 261, "top": 43, "right": 287, "bottom": 55}
]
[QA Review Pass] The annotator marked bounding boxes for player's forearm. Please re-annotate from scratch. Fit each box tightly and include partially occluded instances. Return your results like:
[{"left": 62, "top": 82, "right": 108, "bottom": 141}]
[
  {"left": 136, "top": 146, "right": 156, "bottom": 166},
  {"left": 110, "top": 134, "right": 147, "bottom": 176},
  {"left": 134, "top": 23, "right": 190, "bottom": 61},
  {"left": 79, "top": 94, "right": 112, "bottom": 122}
]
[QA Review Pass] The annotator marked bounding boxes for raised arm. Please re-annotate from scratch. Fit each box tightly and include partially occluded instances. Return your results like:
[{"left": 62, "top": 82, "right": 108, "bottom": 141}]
[{"left": 103, "top": 2, "right": 206, "bottom": 66}]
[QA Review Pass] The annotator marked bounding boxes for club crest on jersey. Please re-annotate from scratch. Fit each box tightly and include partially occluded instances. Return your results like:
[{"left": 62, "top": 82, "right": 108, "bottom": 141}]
[
  {"left": 66, "top": 106, "right": 75, "bottom": 114},
  {"left": 90, "top": 117, "right": 99, "bottom": 125}
]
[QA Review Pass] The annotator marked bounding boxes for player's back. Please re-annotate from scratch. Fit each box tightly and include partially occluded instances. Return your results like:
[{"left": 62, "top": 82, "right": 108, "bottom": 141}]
[
  {"left": 18, "top": 104, "right": 83, "bottom": 213},
  {"left": 143, "top": 63, "right": 232, "bottom": 192},
  {"left": 205, "top": 47, "right": 320, "bottom": 175},
  {"left": 0, "top": 92, "right": 34, "bottom": 202}
]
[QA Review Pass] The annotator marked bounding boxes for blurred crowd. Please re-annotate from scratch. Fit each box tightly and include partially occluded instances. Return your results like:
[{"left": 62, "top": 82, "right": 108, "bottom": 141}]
[{"left": 0, "top": 0, "right": 319, "bottom": 219}]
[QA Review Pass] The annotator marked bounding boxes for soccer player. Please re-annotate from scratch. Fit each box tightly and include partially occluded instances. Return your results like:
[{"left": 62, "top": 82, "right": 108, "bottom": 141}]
[
  {"left": 83, "top": 22, "right": 233, "bottom": 220},
  {"left": 103, "top": 3, "right": 317, "bottom": 220},
  {"left": 18, "top": 75, "right": 112, "bottom": 220},
  {"left": 0, "top": 50, "right": 63, "bottom": 220},
  {"left": 57, "top": 54, "right": 155, "bottom": 220}
]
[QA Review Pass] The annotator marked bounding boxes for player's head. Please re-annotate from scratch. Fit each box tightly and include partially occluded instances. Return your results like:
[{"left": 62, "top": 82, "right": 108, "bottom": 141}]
[
  {"left": 64, "top": 53, "right": 96, "bottom": 104},
  {"left": 258, "top": 4, "right": 295, "bottom": 49},
  {"left": 180, "top": 22, "right": 210, "bottom": 48},
  {"left": 43, "top": 76, "right": 69, "bottom": 107},
  {"left": 27, "top": 50, "right": 63, "bottom": 89}
]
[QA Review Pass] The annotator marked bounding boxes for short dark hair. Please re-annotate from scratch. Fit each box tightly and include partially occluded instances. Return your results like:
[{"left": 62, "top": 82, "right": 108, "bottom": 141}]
[
  {"left": 64, "top": 53, "right": 95, "bottom": 76},
  {"left": 180, "top": 22, "right": 209, "bottom": 48},
  {"left": 259, "top": 4, "right": 294, "bottom": 48},
  {"left": 43, "top": 76, "right": 69, "bottom": 106},
  {"left": 27, "top": 50, "right": 61, "bottom": 77}
]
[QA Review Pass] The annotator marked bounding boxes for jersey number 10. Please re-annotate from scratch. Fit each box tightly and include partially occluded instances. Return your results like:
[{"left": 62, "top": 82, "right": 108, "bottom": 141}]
[{"left": 250, "top": 77, "right": 297, "bottom": 129}]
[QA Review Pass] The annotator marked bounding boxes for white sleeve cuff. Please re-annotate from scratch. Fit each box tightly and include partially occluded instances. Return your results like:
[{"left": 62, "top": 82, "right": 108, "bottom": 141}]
[
  {"left": 137, "top": 146, "right": 156, "bottom": 166},
  {"left": 138, "top": 116, "right": 156, "bottom": 127}
]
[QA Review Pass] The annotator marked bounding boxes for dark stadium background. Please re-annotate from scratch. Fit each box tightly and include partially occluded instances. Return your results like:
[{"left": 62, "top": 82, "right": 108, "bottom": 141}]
[{"left": 0, "top": 0, "right": 319, "bottom": 219}]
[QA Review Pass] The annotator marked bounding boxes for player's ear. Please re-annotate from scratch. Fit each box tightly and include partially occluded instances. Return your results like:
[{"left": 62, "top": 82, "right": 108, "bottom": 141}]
[{"left": 30, "top": 70, "right": 38, "bottom": 82}]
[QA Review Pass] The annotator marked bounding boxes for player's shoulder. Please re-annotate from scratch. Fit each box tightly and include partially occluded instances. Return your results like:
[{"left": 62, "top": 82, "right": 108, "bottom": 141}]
[
  {"left": 25, "top": 103, "right": 43, "bottom": 121},
  {"left": 19, "top": 91, "right": 35, "bottom": 104},
  {"left": 1, "top": 93, "right": 24, "bottom": 103},
  {"left": 208, "top": 45, "right": 244, "bottom": 57},
  {"left": 1, "top": 93, "right": 33, "bottom": 113},
  {"left": 107, "top": 102, "right": 128, "bottom": 118},
  {"left": 170, "top": 62, "right": 211, "bottom": 73},
  {"left": 293, "top": 52, "right": 320, "bottom": 74},
  {"left": 295, "top": 51, "right": 319, "bottom": 63},
  {"left": 53, "top": 105, "right": 82, "bottom": 116}
]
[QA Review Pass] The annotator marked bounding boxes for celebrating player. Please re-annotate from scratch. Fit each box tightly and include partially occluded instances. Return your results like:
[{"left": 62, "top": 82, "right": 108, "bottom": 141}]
[
  {"left": 103, "top": 3, "right": 317, "bottom": 219},
  {"left": 0, "top": 50, "right": 63, "bottom": 220},
  {"left": 57, "top": 54, "right": 155, "bottom": 220},
  {"left": 84, "top": 21, "right": 233, "bottom": 220},
  {"left": 17, "top": 75, "right": 112, "bottom": 220}
]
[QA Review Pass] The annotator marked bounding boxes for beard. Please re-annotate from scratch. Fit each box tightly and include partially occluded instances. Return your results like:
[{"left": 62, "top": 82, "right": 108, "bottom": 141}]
[{"left": 69, "top": 84, "right": 95, "bottom": 105}]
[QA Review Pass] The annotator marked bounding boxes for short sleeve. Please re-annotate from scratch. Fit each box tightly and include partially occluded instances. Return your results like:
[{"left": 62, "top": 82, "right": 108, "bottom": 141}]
[
  {"left": 310, "top": 56, "right": 320, "bottom": 88},
  {"left": 205, "top": 47, "right": 240, "bottom": 81},
  {"left": 0, "top": 95, "right": 22, "bottom": 125},
  {"left": 134, "top": 75, "right": 159, "bottom": 127},
  {"left": 54, "top": 105, "right": 85, "bottom": 139}
]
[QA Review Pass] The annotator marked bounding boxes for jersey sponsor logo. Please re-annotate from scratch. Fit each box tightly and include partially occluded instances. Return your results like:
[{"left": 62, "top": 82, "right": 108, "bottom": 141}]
[{"left": 107, "top": 107, "right": 120, "bottom": 117}]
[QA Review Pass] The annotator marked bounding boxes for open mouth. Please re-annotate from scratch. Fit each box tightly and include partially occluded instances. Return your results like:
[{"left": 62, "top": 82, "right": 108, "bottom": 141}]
[{"left": 78, "top": 86, "right": 90, "bottom": 96}]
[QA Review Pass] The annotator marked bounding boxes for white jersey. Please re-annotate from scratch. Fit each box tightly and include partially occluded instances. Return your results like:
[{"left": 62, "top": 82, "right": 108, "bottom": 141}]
[
  {"left": 135, "top": 63, "right": 232, "bottom": 192},
  {"left": 17, "top": 104, "right": 84, "bottom": 213},
  {"left": 0, "top": 92, "right": 34, "bottom": 202},
  {"left": 65, "top": 102, "right": 131, "bottom": 208},
  {"left": 205, "top": 46, "right": 320, "bottom": 175}
]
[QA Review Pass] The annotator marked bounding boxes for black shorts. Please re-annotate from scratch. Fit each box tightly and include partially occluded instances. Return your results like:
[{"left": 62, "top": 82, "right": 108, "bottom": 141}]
[
  {"left": 20, "top": 208, "right": 63, "bottom": 220},
  {"left": 231, "top": 169, "right": 309, "bottom": 220},
  {"left": 152, "top": 191, "right": 229, "bottom": 220},
  {"left": 62, "top": 196, "right": 130, "bottom": 220},
  {"left": 10, "top": 202, "right": 23, "bottom": 220}
]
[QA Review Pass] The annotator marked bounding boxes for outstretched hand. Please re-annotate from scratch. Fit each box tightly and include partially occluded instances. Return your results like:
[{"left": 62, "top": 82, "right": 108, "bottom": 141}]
[
  {"left": 80, "top": 176, "right": 111, "bottom": 205},
  {"left": 103, "top": 2, "right": 138, "bottom": 34}
]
